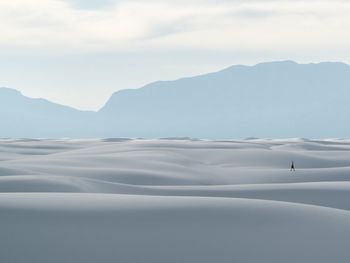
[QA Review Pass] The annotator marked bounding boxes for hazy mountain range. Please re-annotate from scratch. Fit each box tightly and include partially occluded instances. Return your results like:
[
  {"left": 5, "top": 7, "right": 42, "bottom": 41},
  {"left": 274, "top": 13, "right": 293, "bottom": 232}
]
[{"left": 1, "top": 61, "right": 350, "bottom": 138}]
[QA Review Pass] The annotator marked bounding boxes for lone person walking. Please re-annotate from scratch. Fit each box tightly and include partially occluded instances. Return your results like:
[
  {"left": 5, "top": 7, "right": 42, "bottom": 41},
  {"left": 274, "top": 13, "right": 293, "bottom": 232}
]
[{"left": 290, "top": 161, "right": 295, "bottom": 172}]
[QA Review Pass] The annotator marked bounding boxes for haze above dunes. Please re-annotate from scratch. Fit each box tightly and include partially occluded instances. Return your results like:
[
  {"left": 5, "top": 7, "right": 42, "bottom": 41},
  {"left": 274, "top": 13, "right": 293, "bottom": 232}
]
[{"left": 1, "top": 138, "right": 350, "bottom": 262}]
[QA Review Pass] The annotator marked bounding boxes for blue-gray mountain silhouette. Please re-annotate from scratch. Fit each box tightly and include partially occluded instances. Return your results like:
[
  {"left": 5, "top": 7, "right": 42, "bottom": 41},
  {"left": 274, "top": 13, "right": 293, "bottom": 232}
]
[
  {"left": 1, "top": 61, "right": 350, "bottom": 138},
  {"left": 0, "top": 88, "right": 95, "bottom": 138}
]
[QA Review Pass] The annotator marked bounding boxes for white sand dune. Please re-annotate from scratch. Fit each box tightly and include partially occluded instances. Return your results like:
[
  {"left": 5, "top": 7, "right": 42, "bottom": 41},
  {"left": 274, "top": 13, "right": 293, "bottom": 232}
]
[{"left": 1, "top": 138, "right": 350, "bottom": 262}]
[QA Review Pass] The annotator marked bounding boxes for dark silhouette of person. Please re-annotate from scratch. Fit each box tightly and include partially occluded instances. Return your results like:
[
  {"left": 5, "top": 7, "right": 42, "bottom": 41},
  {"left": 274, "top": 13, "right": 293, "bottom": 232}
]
[{"left": 290, "top": 161, "right": 295, "bottom": 172}]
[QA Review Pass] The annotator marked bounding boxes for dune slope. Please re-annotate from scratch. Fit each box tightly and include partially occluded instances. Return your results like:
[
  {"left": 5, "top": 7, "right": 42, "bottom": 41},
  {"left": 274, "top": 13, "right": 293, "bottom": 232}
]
[{"left": 1, "top": 138, "right": 350, "bottom": 262}]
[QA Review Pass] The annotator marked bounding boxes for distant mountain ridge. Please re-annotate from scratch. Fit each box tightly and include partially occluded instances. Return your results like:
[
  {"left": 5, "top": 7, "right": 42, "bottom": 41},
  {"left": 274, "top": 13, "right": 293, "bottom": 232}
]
[
  {"left": 1, "top": 61, "right": 350, "bottom": 138},
  {"left": 0, "top": 87, "right": 94, "bottom": 138}
]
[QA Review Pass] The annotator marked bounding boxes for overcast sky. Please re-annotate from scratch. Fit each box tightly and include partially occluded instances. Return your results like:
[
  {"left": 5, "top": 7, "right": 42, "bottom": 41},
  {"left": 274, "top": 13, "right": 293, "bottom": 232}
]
[{"left": 1, "top": 0, "right": 350, "bottom": 110}]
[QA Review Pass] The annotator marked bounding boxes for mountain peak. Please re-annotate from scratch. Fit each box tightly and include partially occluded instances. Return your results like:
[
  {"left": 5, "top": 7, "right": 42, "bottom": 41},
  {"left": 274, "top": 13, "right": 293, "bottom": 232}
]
[
  {"left": 255, "top": 60, "right": 298, "bottom": 66},
  {"left": 0, "top": 87, "right": 22, "bottom": 97}
]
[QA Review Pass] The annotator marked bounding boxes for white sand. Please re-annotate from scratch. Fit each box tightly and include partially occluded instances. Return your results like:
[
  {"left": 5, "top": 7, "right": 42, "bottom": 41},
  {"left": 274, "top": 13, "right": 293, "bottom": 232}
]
[{"left": 1, "top": 138, "right": 350, "bottom": 262}]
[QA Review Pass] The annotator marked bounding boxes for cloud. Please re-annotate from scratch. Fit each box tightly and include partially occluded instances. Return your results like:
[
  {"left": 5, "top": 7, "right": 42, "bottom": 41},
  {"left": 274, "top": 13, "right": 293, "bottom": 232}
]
[
  {"left": 2, "top": 0, "right": 350, "bottom": 110},
  {"left": 69, "top": 0, "right": 117, "bottom": 10},
  {"left": 0, "top": 0, "right": 350, "bottom": 54}
]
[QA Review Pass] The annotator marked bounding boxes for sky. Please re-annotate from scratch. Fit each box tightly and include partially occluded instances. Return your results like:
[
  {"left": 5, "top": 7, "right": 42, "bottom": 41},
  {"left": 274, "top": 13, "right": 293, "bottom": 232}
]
[{"left": 1, "top": 0, "right": 350, "bottom": 110}]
